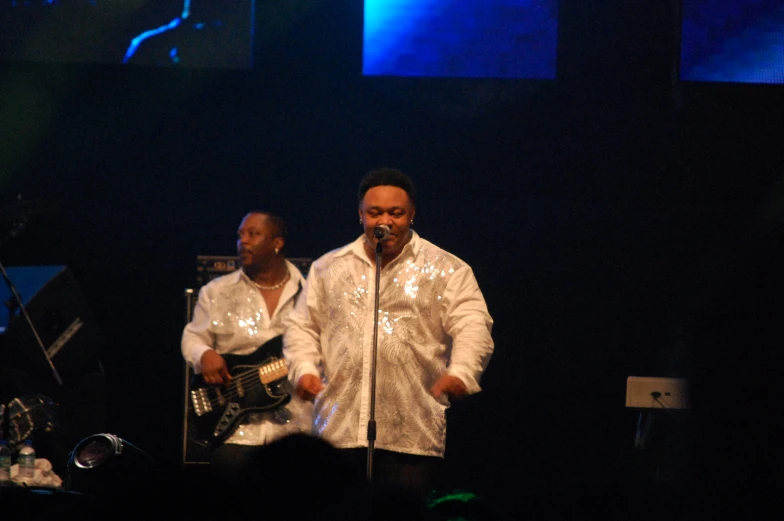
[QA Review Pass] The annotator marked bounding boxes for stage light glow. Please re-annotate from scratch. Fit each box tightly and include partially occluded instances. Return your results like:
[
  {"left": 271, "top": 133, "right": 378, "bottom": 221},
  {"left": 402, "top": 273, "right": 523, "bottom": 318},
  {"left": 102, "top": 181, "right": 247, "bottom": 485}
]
[{"left": 362, "top": 0, "right": 559, "bottom": 79}]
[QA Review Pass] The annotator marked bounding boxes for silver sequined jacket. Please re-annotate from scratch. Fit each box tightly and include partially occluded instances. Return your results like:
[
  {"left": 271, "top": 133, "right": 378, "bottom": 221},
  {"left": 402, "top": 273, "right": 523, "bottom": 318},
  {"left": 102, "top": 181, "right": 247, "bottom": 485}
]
[{"left": 283, "top": 232, "right": 494, "bottom": 457}]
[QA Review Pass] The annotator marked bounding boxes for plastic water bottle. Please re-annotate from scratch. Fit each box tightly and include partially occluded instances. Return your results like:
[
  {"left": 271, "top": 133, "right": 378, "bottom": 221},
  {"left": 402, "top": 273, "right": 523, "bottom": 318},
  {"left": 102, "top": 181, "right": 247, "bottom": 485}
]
[
  {"left": 0, "top": 440, "right": 11, "bottom": 484},
  {"left": 17, "top": 439, "right": 36, "bottom": 484}
]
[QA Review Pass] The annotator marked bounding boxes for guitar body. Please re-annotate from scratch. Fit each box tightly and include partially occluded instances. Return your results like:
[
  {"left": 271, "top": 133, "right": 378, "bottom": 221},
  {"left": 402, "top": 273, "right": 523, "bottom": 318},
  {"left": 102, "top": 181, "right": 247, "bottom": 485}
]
[{"left": 189, "top": 335, "right": 291, "bottom": 446}]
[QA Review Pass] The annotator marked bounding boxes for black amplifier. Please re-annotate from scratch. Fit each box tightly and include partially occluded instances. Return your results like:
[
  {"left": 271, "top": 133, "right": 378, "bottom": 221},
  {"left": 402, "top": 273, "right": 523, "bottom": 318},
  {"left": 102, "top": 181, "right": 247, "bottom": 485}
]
[{"left": 195, "top": 255, "right": 312, "bottom": 288}]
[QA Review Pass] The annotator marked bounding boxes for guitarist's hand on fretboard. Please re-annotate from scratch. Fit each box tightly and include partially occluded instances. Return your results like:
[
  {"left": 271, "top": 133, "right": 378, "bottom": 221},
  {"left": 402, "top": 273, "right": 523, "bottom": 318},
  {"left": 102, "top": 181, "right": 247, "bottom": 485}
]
[{"left": 200, "top": 350, "right": 233, "bottom": 385}]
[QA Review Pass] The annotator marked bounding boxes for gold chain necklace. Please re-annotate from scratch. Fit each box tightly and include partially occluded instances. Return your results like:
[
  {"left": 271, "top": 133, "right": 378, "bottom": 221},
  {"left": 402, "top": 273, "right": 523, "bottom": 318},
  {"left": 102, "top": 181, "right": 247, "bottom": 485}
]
[{"left": 254, "top": 271, "right": 290, "bottom": 291}]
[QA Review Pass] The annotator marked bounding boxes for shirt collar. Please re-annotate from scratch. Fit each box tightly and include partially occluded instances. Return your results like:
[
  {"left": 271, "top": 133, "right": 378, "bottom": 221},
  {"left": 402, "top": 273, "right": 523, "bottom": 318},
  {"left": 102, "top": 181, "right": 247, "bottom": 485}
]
[{"left": 230, "top": 260, "right": 306, "bottom": 286}]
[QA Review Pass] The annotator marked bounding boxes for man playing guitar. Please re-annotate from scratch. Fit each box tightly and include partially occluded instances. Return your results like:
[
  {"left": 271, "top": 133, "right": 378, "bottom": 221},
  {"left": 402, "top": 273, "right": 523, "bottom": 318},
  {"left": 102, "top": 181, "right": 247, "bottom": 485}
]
[{"left": 181, "top": 211, "right": 313, "bottom": 482}]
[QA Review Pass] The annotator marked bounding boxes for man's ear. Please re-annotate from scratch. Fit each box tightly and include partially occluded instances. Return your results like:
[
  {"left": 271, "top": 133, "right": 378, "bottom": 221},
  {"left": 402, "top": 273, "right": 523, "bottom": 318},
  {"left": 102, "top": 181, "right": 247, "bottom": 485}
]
[{"left": 275, "top": 236, "right": 284, "bottom": 252}]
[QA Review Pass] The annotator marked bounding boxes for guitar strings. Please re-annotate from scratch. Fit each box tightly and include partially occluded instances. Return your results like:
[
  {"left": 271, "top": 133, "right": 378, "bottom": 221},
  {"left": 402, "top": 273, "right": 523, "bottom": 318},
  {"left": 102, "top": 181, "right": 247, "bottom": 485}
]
[{"left": 203, "top": 362, "right": 286, "bottom": 406}]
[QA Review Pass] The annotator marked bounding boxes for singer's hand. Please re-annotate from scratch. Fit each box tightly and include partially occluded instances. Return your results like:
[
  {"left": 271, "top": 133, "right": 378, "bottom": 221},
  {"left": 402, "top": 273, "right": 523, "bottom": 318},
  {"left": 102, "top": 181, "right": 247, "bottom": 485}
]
[
  {"left": 296, "top": 374, "right": 324, "bottom": 402},
  {"left": 200, "top": 350, "right": 232, "bottom": 385},
  {"left": 430, "top": 374, "right": 467, "bottom": 400}
]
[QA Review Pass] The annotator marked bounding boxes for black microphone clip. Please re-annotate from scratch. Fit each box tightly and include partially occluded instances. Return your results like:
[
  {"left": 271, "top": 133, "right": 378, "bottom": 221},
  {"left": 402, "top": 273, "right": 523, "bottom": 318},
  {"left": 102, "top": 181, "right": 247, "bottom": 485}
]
[{"left": 373, "top": 225, "right": 391, "bottom": 240}]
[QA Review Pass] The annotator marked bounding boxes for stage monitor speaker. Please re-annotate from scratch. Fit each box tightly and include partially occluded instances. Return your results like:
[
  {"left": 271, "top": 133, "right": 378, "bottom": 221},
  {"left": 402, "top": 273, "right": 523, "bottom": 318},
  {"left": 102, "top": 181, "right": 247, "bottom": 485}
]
[{"left": 0, "top": 265, "right": 104, "bottom": 377}]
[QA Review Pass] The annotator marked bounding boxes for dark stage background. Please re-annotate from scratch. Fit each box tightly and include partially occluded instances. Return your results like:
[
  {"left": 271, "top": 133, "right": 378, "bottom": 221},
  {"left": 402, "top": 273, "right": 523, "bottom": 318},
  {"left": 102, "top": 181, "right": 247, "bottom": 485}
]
[{"left": 1, "top": 1, "right": 782, "bottom": 516}]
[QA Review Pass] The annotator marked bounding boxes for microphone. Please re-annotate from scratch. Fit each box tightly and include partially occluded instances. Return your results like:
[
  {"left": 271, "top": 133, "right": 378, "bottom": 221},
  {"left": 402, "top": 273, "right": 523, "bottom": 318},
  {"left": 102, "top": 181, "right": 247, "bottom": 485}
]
[{"left": 373, "top": 225, "right": 391, "bottom": 241}]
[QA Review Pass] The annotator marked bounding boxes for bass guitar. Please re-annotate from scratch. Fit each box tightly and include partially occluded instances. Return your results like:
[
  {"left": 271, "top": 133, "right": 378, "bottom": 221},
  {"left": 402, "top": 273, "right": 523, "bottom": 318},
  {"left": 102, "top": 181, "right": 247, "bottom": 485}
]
[{"left": 188, "top": 335, "right": 291, "bottom": 446}]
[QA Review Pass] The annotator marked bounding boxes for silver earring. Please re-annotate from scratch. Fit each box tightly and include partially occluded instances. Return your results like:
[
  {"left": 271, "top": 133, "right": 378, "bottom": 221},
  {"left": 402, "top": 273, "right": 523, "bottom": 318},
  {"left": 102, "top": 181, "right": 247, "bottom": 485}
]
[
  {"left": 274, "top": 248, "right": 279, "bottom": 256},
  {"left": 410, "top": 220, "right": 414, "bottom": 226}
]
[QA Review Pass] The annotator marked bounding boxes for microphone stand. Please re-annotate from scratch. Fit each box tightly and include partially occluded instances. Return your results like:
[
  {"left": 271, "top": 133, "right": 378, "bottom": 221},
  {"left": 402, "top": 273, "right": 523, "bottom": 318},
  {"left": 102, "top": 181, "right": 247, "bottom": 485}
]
[
  {"left": 0, "top": 218, "right": 63, "bottom": 386},
  {"left": 366, "top": 238, "right": 383, "bottom": 483}
]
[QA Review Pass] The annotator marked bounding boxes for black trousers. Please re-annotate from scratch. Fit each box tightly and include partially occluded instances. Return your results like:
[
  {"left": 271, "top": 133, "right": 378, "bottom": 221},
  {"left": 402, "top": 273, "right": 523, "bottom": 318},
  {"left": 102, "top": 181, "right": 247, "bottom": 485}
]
[
  {"left": 208, "top": 443, "right": 261, "bottom": 485},
  {"left": 339, "top": 447, "right": 443, "bottom": 502}
]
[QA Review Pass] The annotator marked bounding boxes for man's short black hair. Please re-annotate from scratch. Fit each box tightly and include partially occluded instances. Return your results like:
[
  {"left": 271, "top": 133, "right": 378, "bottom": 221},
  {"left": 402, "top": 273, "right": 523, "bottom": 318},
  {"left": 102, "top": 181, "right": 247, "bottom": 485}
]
[
  {"left": 357, "top": 168, "right": 416, "bottom": 206},
  {"left": 247, "top": 210, "right": 288, "bottom": 251}
]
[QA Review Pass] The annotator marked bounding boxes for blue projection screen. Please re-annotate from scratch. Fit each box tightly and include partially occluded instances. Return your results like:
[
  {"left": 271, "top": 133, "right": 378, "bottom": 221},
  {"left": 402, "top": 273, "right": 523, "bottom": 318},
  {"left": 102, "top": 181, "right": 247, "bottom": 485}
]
[
  {"left": 362, "top": 0, "right": 558, "bottom": 79},
  {"left": 0, "top": 0, "right": 255, "bottom": 69},
  {"left": 680, "top": 0, "right": 784, "bottom": 84}
]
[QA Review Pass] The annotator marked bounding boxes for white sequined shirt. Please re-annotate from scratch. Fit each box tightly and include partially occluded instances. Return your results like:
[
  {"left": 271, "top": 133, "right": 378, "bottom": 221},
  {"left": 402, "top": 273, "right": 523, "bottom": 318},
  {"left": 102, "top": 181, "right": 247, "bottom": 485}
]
[
  {"left": 181, "top": 260, "right": 313, "bottom": 445},
  {"left": 283, "top": 232, "right": 494, "bottom": 457}
]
